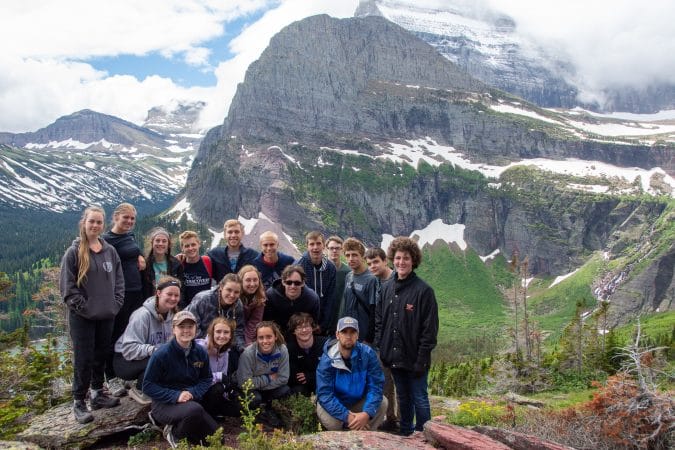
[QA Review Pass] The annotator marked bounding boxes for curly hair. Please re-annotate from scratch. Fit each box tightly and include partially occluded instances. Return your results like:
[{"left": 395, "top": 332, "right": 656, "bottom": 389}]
[{"left": 387, "top": 236, "right": 422, "bottom": 269}]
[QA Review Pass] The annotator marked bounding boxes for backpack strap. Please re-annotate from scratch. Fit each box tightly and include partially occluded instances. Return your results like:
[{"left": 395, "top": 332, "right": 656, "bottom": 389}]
[{"left": 202, "top": 255, "right": 213, "bottom": 279}]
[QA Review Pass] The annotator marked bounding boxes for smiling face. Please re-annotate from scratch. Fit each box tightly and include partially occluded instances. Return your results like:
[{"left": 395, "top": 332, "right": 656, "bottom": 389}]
[
  {"left": 393, "top": 250, "right": 413, "bottom": 279},
  {"left": 174, "top": 321, "right": 196, "bottom": 348},
  {"left": 156, "top": 285, "right": 180, "bottom": 314},
  {"left": 283, "top": 271, "right": 304, "bottom": 300},
  {"left": 256, "top": 326, "right": 276, "bottom": 354},
  {"left": 307, "top": 238, "right": 324, "bottom": 265},
  {"left": 83, "top": 211, "right": 105, "bottom": 241},
  {"left": 241, "top": 270, "right": 260, "bottom": 295},
  {"left": 112, "top": 209, "right": 136, "bottom": 233},
  {"left": 212, "top": 322, "right": 232, "bottom": 348},
  {"left": 260, "top": 236, "right": 278, "bottom": 259},
  {"left": 181, "top": 237, "right": 200, "bottom": 262},
  {"left": 225, "top": 224, "right": 243, "bottom": 250},
  {"left": 336, "top": 327, "right": 358, "bottom": 351},
  {"left": 293, "top": 321, "right": 313, "bottom": 342},
  {"left": 152, "top": 234, "right": 169, "bottom": 257},
  {"left": 219, "top": 280, "right": 241, "bottom": 306}
]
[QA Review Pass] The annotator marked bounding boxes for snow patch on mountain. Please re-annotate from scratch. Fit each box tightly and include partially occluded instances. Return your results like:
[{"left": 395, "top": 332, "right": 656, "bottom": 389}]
[
  {"left": 381, "top": 219, "right": 467, "bottom": 251},
  {"left": 550, "top": 269, "right": 580, "bottom": 288}
]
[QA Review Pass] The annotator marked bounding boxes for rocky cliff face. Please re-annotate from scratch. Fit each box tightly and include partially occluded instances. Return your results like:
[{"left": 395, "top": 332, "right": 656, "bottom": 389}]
[
  {"left": 355, "top": 0, "right": 675, "bottom": 114},
  {"left": 186, "top": 14, "right": 673, "bottom": 321}
]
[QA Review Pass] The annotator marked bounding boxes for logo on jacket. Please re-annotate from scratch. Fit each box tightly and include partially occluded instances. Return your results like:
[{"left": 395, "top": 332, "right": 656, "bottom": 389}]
[
  {"left": 103, "top": 261, "right": 113, "bottom": 272},
  {"left": 405, "top": 303, "right": 414, "bottom": 312},
  {"left": 193, "top": 361, "right": 204, "bottom": 368}
]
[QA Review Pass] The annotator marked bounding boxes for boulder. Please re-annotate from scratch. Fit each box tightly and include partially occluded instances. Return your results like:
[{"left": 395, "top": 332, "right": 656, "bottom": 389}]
[
  {"left": 423, "top": 420, "right": 512, "bottom": 449},
  {"left": 504, "top": 392, "right": 546, "bottom": 408},
  {"left": 0, "top": 441, "right": 41, "bottom": 450},
  {"left": 472, "top": 426, "right": 575, "bottom": 450},
  {"left": 299, "top": 430, "right": 435, "bottom": 449},
  {"left": 17, "top": 397, "right": 150, "bottom": 449}
]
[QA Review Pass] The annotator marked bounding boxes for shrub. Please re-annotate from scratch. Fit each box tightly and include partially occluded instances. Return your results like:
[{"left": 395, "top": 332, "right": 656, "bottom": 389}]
[
  {"left": 446, "top": 400, "right": 509, "bottom": 427},
  {"left": 272, "top": 393, "right": 321, "bottom": 435}
]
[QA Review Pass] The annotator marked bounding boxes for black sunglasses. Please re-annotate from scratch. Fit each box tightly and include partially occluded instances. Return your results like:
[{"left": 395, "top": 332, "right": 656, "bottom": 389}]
[{"left": 284, "top": 280, "right": 303, "bottom": 286}]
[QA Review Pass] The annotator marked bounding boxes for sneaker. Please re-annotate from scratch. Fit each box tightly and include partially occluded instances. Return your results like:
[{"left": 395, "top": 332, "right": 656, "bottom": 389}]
[
  {"left": 90, "top": 389, "right": 121, "bottom": 410},
  {"left": 163, "top": 424, "right": 177, "bottom": 449},
  {"left": 73, "top": 400, "right": 93, "bottom": 424},
  {"left": 105, "top": 377, "right": 127, "bottom": 397},
  {"left": 379, "top": 419, "right": 400, "bottom": 432},
  {"left": 129, "top": 386, "right": 152, "bottom": 405}
]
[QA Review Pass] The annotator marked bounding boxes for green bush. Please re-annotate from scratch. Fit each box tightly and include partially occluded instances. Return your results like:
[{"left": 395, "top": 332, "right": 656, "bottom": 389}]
[
  {"left": 272, "top": 393, "right": 321, "bottom": 435},
  {"left": 446, "top": 400, "right": 509, "bottom": 427}
]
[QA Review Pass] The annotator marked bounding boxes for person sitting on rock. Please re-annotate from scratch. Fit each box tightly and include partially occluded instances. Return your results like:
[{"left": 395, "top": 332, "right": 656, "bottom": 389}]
[
  {"left": 143, "top": 310, "right": 217, "bottom": 447},
  {"left": 315, "top": 316, "right": 387, "bottom": 431},
  {"left": 236, "top": 321, "right": 291, "bottom": 409},
  {"left": 113, "top": 276, "right": 181, "bottom": 405}
]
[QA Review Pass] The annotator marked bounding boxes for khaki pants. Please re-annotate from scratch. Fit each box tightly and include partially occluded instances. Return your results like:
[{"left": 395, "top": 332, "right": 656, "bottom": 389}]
[
  {"left": 317, "top": 396, "right": 388, "bottom": 431},
  {"left": 382, "top": 366, "right": 399, "bottom": 423}
]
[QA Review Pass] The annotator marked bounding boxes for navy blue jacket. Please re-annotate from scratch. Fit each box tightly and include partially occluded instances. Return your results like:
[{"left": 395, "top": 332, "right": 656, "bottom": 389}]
[
  {"left": 263, "top": 279, "right": 320, "bottom": 335},
  {"left": 253, "top": 252, "right": 295, "bottom": 289},
  {"left": 295, "top": 253, "right": 336, "bottom": 333},
  {"left": 207, "top": 245, "right": 259, "bottom": 283},
  {"left": 142, "top": 337, "right": 212, "bottom": 404}
]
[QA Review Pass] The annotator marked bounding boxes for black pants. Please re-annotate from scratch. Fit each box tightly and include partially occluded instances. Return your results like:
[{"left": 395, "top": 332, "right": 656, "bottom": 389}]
[
  {"left": 151, "top": 400, "right": 218, "bottom": 444},
  {"left": 69, "top": 311, "right": 114, "bottom": 400},
  {"left": 251, "top": 385, "right": 291, "bottom": 408},
  {"left": 112, "top": 352, "right": 148, "bottom": 389},
  {"left": 289, "top": 383, "right": 313, "bottom": 397},
  {"left": 201, "top": 383, "right": 241, "bottom": 418},
  {"left": 105, "top": 290, "right": 144, "bottom": 379}
]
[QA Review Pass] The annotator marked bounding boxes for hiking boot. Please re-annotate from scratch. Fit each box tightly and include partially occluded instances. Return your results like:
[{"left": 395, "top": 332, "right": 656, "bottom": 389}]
[
  {"left": 129, "top": 386, "right": 152, "bottom": 405},
  {"left": 256, "top": 409, "right": 284, "bottom": 429},
  {"left": 73, "top": 400, "right": 93, "bottom": 424},
  {"left": 105, "top": 377, "right": 127, "bottom": 397},
  {"left": 90, "top": 389, "right": 121, "bottom": 410},
  {"left": 379, "top": 419, "right": 400, "bottom": 432},
  {"left": 163, "top": 424, "right": 177, "bottom": 448}
]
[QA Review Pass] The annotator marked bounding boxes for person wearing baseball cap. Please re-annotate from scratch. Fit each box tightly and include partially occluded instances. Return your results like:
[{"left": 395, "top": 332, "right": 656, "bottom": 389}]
[
  {"left": 315, "top": 316, "right": 387, "bottom": 431},
  {"left": 142, "top": 309, "right": 218, "bottom": 447}
]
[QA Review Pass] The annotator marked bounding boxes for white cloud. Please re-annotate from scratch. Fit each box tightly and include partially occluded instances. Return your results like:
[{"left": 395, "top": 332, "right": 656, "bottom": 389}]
[{"left": 488, "top": 0, "right": 675, "bottom": 95}]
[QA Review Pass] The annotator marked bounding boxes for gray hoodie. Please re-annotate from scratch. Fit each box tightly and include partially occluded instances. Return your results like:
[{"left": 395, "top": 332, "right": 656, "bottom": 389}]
[
  {"left": 114, "top": 296, "right": 175, "bottom": 360},
  {"left": 59, "top": 237, "right": 124, "bottom": 320},
  {"left": 236, "top": 342, "right": 289, "bottom": 391}
]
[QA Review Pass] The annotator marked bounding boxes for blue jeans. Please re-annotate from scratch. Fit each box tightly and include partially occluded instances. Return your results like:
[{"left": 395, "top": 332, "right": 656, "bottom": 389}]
[{"left": 390, "top": 368, "right": 431, "bottom": 435}]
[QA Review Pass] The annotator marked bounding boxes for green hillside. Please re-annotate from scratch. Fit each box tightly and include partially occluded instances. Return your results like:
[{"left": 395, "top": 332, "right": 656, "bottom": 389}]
[{"left": 417, "top": 244, "right": 510, "bottom": 360}]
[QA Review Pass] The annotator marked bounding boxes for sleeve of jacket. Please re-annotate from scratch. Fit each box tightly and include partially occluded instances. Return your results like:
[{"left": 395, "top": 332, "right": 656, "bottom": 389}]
[
  {"left": 311, "top": 293, "right": 321, "bottom": 326},
  {"left": 186, "top": 295, "right": 207, "bottom": 338},
  {"left": 119, "top": 310, "right": 154, "bottom": 360},
  {"left": 187, "top": 348, "right": 213, "bottom": 401},
  {"left": 316, "top": 354, "right": 350, "bottom": 423},
  {"left": 414, "top": 285, "right": 439, "bottom": 371},
  {"left": 236, "top": 349, "right": 267, "bottom": 390},
  {"left": 319, "top": 264, "right": 337, "bottom": 331},
  {"left": 234, "top": 302, "right": 246, "bottom": 352},
  {"left": 245, "top": 303, "right": 264, "bottom": 344},
  {"left": 113, "top": 251, "right": 125, "bottom": 309},
  {"left": 59, "top": 248, "right": 86, "bottom": 311},
  {"left": 266, "top": 345, "right": 290, "bottom": 389},
  {"left": 373, "top": 285, "right": 385, "bottom": 349},
  {"left": 362, "top": 347, "right": 385, "bottom": 418},
  {"left": 142, "top": 351, "right": 181, "bottom": 404}
]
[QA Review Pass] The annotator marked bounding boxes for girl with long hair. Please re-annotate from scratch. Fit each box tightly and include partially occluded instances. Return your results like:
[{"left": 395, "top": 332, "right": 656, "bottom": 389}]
[
  {"left": 141, "top": 227, "right": 184, "bottom": 299},
  {"left": 196, "top": 317, "right": 241, "bottom": 418},
  {"left": 60, "top": 205, "right": 124, "bottom": 423},
  {"left": 237, "top": 264, "right": 266, "bottom": 345}
]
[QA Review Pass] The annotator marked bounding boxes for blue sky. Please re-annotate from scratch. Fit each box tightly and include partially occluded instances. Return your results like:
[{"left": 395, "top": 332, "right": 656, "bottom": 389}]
[{"left": 0, "top": 0, "right": 672, "bottom": 133}]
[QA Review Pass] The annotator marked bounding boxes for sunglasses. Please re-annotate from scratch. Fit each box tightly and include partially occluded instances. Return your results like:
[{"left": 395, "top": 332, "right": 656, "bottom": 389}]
[{"left": 284, "top": 280, "right": 304, "bottom": 286}]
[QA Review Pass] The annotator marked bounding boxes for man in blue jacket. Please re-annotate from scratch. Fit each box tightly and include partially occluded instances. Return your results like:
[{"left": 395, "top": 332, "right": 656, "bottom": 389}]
[{"left": 316, "top": 316, "right": 387, "bottom": 431}]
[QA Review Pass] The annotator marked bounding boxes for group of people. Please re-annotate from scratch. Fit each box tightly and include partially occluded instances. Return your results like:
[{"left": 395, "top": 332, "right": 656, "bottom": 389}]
[{"left": 59, "top": 202, "right": 439, "bottom": 446}]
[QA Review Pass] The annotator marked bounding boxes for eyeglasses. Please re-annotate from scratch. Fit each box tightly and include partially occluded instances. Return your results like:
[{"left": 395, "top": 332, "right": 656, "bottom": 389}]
[{"left": 284, "top": 280, "right": 303, "bottom": 287}]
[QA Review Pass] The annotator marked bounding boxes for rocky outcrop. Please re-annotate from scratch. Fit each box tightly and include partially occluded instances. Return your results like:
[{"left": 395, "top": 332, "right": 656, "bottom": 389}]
[
  {"left": 472, "top": 425, "right": 576, "bottom": 450},
  {"left": 17, "top": 398, "right": 150, "bottom": 449},
  {"left": 300, "top": 430, "right": 435, "bottom": 449},
  {"left": 423, "top": 420, "right": 513, "bottom": 449}
]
